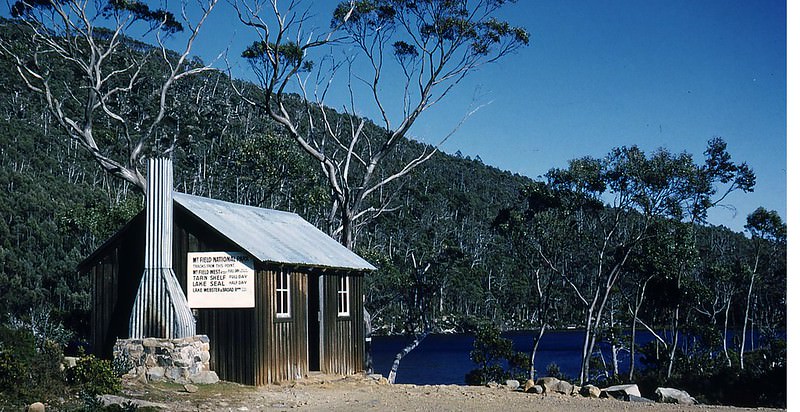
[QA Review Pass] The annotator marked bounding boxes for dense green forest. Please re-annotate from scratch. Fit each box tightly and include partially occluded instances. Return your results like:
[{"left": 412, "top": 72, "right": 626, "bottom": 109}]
[{"left": 0, "top": 10, "right": 785, "bottom": 408}]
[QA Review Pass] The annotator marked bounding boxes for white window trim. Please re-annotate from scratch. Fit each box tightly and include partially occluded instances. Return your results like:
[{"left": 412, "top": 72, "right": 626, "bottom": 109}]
[
  {"left": 337, "top": 276, "right": 350, "bottom": 317},
  {"left": 276, "top": 270, "right": 290, "bottom": 318}
]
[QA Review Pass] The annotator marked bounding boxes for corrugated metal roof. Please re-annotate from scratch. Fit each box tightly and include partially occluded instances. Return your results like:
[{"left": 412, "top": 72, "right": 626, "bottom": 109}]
[{"left": 173, "top": 192, "right": 375, "bottom": 271}]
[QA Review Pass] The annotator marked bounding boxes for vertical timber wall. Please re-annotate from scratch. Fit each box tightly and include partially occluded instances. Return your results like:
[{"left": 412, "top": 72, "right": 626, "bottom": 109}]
[
  {"left": 86, "top": 215, "right": 145, "bottom": 359},
  {"left": 255, "top": 268, "right": 308, "bottom": 385},
  {"left": 321, "top": 274, "right": 364, "bottom": 376}
]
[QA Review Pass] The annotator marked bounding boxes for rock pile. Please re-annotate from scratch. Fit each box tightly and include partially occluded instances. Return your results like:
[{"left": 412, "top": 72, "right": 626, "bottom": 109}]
[
  {"left": 113, "top": 335, "right": 219, "bottom": 385},
  {"left": 492, "top": 378, "right": 695, "bottom": 405}
]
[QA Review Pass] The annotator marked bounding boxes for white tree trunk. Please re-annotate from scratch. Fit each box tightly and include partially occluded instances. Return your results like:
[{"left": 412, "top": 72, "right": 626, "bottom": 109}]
[
  {"left": 529, "top": 324, "right": 546, "bottom": 380},
  {"left": 667, "top": 306, "right": 680, "bottom": 379},
  {"left": 723, "top": 297, "right": 732, "bottom": 367},
  {"left": 387, "top": 331, "right": 430, "bottom": 384},
  {"left": 740, "top": 271, "right": 756, "bottom": 370},
  {"left": 610, "top": 310, "right": 619, "bottom": 377}
]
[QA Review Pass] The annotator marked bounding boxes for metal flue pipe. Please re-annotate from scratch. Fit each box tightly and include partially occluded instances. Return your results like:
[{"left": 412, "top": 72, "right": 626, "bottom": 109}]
[{"left": 129, "top": 158, "right": 195, "bottom": 338}]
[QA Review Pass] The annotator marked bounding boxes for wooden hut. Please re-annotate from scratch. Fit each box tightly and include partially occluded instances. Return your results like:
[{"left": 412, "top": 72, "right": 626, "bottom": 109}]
[{"left": 79, "top": 191, "right": 375, "bottom": 385}]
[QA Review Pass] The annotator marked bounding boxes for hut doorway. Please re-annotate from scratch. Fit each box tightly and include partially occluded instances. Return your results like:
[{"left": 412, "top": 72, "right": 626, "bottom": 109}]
[{"left": 308, "top": 274, "right": 322, "bottom": 371}]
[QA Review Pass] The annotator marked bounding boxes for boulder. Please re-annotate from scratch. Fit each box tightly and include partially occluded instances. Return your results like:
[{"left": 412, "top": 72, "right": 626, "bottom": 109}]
[
  {"left": 142, "top": 337, "right": 161, "bottom": 348},
  {"left": 628, "top": 395, "right": 655, "bottom": 403},
  {"left": 189, "top": 370, "right": 219, "bottom": 385},
  {"left": 523, "top": 379, "right": 547, "bottom": 394},
  {"left": 600, "top": 384, "right": 641, "bottom": 400},
  {"left": 553, "top": 380, "right": 575, "bottom": 395},
  {"left": 523, "top": 379, "right": 536, "bottom": 392},
  {"left": 165, "top": 366, "right": 189, "bottom": 383},
  {"left": 655, "top": 387, "right": 697, "bottom": 405},
  {"left": 485, "top": 381, "right": 501, "bottom": 389},
  {"left": 173, "top": 336, "right": 195, "bottom": 346},
  {"left": 580, "top": 384, "right": 601, "bottom": 398},
  {"left": 183, "top": 384, "right": 199, "bottom": 393},
  {"left": 535, "top": 377, "right": 561, "bottom": 394},
  {"left": 27, "top": 402, "right": 45, "bottom": 412},
  {"left": 63, "top": 356, "right": 78, "bottom": 369},
  {"left": 146, "top": 366, "right": 165, "bottom": 382},
  {"left": 144, "top": 354, "right": 157, "bottom": 367},
  {"left": 505, "top": 379, "right": 520, "bottom": 390},
  {"left": 97, "top": 395, "right": 168, "bottom": 410},
  {"left": 122, "top": 366, "right": 148, "bottom": 384}
]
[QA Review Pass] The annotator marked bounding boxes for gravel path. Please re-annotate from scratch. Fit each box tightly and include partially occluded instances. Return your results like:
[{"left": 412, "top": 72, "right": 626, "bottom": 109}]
[{"left": 113, "top": 374, "right": 785, "bottom": 412}]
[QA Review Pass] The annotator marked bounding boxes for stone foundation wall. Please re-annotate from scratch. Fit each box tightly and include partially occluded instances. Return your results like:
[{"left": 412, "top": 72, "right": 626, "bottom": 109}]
[{"left": 113, "top": 335, "right": 219, "bottom": 384}]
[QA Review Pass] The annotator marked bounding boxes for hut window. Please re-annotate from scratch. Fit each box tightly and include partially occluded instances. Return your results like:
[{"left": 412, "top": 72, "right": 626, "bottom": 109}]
[
  {"left": 337, "top": 276, "right": 350, "bottom": 316},
  {"left": 276, "top": 271, "right": 290, "bottom": 318}
]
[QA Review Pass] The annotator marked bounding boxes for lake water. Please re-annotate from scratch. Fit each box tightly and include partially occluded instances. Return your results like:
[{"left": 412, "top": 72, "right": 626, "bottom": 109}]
[
  {"left": 371, "top": 330, "right": 597, "bottom": 384},
  {"left": 370, "top": 330, "right": 762, "bottom": 385}
]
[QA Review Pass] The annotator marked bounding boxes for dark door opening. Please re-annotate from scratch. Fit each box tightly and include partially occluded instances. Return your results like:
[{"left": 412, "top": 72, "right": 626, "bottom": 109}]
[{"left": 308, "top": 274, "right": 321, "bottom": 371}]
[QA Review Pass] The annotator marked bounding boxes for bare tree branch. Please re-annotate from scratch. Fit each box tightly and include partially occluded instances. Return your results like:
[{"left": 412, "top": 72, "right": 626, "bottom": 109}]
[{"left": 1, "top": 0, "right": 220, "bottom": 190}]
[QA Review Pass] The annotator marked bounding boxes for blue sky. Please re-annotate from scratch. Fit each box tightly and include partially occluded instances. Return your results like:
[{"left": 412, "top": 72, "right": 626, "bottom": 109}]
[
  {"left": 419, "top": 0, "right": 786, "bottom": 233},
  {"left": 171, "top": 0, "right": 788, "bottom": 233}
]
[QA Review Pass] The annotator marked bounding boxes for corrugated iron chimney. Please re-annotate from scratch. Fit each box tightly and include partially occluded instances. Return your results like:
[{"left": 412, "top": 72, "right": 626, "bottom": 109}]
[{"left": 129, "top": 158, "right": 195, "bottom": 338}]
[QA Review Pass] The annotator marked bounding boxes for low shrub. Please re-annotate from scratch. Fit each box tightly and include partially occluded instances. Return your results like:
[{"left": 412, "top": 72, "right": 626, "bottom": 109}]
[
  {"left": 465, "top": 321, "right": 529, "bottom": 385},
  {"left": 545, "top": 362, "right": 566, "bottom": 380},
  {"left": 65, "top": 354, "right": 122, "bottom": 397},
  {"left": 0, "top": 325, "right": 67, "bottom": 408}
]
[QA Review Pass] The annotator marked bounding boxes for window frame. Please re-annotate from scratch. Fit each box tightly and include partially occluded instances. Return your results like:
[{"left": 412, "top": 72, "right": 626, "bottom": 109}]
[
  {"left": 275, "top": 270, "right": 291, "bottom": 319},
  {"left": 337, "top": 275, "right": 350, "bottom": 317}
]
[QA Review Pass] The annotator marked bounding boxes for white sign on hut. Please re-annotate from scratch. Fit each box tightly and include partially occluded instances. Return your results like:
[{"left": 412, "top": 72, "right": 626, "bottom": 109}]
[{"left": 187, "top": 251, "right": 255, "bottom": 308}]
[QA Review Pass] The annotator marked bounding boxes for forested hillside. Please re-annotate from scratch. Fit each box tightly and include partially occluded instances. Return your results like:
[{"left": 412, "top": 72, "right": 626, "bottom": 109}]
[{"left": 0, "top": 15, "right": 785, "bottom": 407}]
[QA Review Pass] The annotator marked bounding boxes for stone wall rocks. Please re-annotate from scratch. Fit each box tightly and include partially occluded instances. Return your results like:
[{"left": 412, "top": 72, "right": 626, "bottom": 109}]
[{"left": 113, "top": 335, "right": 218, "bottom": 385}]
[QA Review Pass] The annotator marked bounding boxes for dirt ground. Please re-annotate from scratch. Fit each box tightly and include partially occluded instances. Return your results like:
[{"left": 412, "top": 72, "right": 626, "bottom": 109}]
[{"left": 107, "top": 374, "right": 785, "bottom": 412}]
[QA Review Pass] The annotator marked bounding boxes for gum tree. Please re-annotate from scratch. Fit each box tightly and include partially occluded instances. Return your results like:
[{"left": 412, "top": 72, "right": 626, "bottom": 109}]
[
  {"left": 235, "top": 0, "right": 529, "bottom": 249},
  {"left": 0, "top": 0, "right": 219, "bottom": 191},
  {"left": 544, "top": 138, "right": 754, "bottom": 384},
  {"left": 492, "top": 183, "right": 574, "bottom": 380},
  {"left": 740, "top": 207, "right": 785, "bottom": 369}
]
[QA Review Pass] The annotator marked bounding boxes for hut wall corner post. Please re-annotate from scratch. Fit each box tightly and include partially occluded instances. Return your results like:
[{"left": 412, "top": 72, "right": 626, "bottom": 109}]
[{"left": 129, "top": 158, "right": 195, "bottom": 338}]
